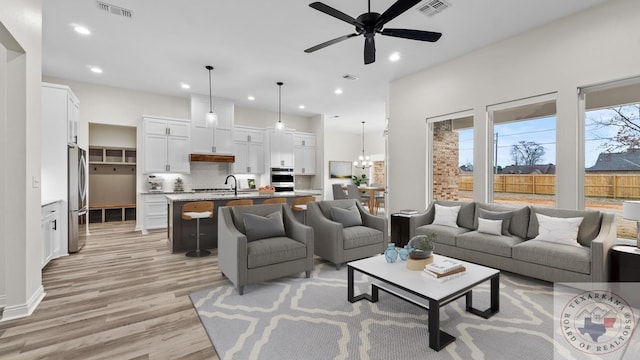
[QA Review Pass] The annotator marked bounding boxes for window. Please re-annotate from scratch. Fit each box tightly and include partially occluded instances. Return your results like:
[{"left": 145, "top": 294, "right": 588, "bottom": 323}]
[
  {"left": 488, "top": 95, "right": 557, "bottom": 208},
  {"left": 427, "top": 111, "right": 473, "bottom": 202},
  {"left": 581, "top": 78, "right": 640, "bottom": 239}
]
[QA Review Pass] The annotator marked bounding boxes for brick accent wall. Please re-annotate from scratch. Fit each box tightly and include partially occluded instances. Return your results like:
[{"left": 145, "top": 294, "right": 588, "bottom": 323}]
[
  {"left": 372, "top": 161, "right": 385, "bottom": 186},
  {"left": 433, "top": 120, "right": 459, "bottom": 200}
]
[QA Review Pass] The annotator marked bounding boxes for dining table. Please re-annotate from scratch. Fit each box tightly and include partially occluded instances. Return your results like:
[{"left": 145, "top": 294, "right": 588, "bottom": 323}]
[{"left": 349, "top": 186, "right": 385, "bottom": 214}]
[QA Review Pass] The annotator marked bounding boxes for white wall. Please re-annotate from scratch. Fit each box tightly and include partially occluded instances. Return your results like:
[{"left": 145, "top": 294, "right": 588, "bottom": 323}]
[
  {"left": 235, "top": 106, "right": 314, "bottom": 132},
  {"left": 89, "top": 123, "right": 136, "bottom": 148},
  {"left": 0, "top": 0, "right": 44, "bottom": 321},
  {"left": 42, "top": 76, "right": 190, "bottom": 127},
  {"left": 388, "top": 0, "right": 640, "bottom": 214},
  {"left": 322, "top": 118, "right": 361, "bottom": 200}
]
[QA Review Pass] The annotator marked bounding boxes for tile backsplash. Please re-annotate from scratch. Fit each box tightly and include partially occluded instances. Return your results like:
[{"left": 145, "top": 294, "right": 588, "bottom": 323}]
[{"left": 148, "top": 163, "right": 317, "bottom": 192}]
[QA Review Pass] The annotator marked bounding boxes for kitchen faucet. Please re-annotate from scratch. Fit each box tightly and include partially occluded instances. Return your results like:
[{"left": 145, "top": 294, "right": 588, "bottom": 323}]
[{"left": 224, "top": 175, "right": 238, "bottom": 197}]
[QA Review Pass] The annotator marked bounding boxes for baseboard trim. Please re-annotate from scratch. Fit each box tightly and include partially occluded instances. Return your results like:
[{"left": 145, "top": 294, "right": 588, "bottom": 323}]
[{"left": 0, "top": 285, "right": 45, "bottom": 322}]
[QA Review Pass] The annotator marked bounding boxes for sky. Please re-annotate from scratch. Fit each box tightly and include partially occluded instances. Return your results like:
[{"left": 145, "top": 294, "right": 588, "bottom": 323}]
[{"left": 457, "top": 108, "right": 634, "bottom": 169}]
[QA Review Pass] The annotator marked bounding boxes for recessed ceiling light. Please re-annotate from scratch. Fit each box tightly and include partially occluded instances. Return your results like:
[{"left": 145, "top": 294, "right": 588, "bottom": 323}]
[
  {"left": 334, "top": 88, "right": 343, "bottom": 95},
  {"left": 389, "top": 52, "right": 401, "bottom": 62},
  {"left": 248, "top": 95, "right": 255, "bottom": 101},
  {"left": 180, "top": 83, "right": 190, "bottom": 89},
  {"left": 89, "top": 66, "right": 103, "bottom": 74},
  {"left": 74, "top": 25, "right": 91, "bottom": 35},
  {"left": 299, "top": 105, "right": 305, "bottom": 109}
]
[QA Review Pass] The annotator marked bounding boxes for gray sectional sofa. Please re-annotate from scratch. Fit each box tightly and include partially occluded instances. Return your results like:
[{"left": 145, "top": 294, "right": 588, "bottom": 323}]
[{"left": 410, "top": 201, "right": 616, "bottom": 282}]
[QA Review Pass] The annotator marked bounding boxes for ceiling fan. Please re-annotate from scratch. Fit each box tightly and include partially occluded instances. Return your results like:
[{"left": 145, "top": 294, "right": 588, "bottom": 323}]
[{"left": 304, "top": 0, "right": 442, "bottom": 65}]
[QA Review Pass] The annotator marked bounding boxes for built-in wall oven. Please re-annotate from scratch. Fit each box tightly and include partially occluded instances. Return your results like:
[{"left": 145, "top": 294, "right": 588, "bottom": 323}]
[{"left": 270, "top": 167, "right": 294, "bottom": 192}]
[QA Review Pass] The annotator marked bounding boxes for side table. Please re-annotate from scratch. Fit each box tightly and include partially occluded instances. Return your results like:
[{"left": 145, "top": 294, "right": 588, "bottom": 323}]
[
  {"left": 390, "top": 213, "right": 418, "bottom": 248},
  {"left": 610, "top": 245, "right": 640, "bottom": 282}
]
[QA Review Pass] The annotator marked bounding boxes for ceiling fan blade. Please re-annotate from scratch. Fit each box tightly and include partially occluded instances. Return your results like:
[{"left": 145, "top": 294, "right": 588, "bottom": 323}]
[
  {"left": 309, "top": 2, "right": 364, "bottom": 28},
  {"left": 381, "top": 28, "right": 442, "bottom": 42},
  {"left": 364, "top": 35, "right": 376, "bottom": 64},
  {"left": 375, "top": 0, "right": 422, "bottom": 28},
  {"left": 304, "top": 33, "right": 359, "bottom": 53}
]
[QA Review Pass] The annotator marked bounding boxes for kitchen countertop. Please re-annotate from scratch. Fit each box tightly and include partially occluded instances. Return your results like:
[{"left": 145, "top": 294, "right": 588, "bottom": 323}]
[{"left": 165, "top": 191, "right": 316, "bottom": 202}]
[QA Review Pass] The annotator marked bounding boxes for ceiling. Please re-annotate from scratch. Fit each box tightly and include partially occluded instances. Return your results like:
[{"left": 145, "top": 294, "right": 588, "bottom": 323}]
[{"left": 42, "top": 0, "right": 607, "bottom": 133}]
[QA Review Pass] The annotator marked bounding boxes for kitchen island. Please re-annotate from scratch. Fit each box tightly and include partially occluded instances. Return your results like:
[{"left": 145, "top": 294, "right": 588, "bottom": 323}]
[{"left": 165, "top": 191, "right": 319, "bottom": 253}]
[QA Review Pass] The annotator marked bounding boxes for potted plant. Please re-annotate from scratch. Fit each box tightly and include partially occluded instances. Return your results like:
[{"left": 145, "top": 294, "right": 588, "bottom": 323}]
[
  {"left": 352, "top": 174, "right": 368, "bottom": 187},
  {"left": 408, "top": 234, "right": 436, "bottom": 259}
]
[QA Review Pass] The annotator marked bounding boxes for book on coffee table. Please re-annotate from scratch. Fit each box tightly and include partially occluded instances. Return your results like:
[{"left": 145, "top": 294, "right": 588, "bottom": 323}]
[
  {"left": 425, "top": 259, "right": 464, "bottom": 274},
  {"left": 423, "top": 266, "right": 466, "bottom": 278}
]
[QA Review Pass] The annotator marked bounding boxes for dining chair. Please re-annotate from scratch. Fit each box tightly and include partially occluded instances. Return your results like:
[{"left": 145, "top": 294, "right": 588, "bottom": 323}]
[
  {"left": 332, "top": 184, "right": 348, "bottom": 200},
  {"left": 346, "top": 184, "right": 368, "bottom": 209},
  {"left": 369, "top": 183, "right": 386, "bottom": 215}
]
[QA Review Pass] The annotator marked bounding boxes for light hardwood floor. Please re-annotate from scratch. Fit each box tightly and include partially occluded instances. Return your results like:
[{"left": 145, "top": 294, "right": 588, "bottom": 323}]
[{"left": 0, "top": 222, "right": 222, "bottom": 359}]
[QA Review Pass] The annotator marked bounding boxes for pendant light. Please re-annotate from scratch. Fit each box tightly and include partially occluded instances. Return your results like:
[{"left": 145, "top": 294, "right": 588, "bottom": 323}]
[
  {"left": 205, "top": 65, "right": 218, "bottom": 128},
  {"left": 275, "top": 81, "right": 285, "bottom": 130},
  {"left": 354, "top": 121, "right": 373, "bottom": 169}
]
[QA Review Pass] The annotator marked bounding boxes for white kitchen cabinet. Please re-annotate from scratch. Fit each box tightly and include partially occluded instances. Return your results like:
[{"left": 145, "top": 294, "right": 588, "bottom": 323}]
[
  {"left": 294, "top": 133, "right": 316, "bottom": 175},
  {"left": 266, "top": 129, "right": 294, "bottom": 168},
  {"left": 142, "top": 194, "right": 168, "bottom": 233},
  {"left": 142, "top": 117, "right": 190, "bottom": 174},
  {"left": 233, "top": 126, "right": 264, "bottom": 174},
  {"left": 190, "top": 95, "right": 234, "bottom": 154},
  {"left": 42, "top": 83, "right": 80, "bottom": 145},
  {"left": 41, "top": 201, "right": 61, "bottom": 268},
  {"left": 67, "top": 94, "right": 80, "bottom": 144},
  {"left": 41, "top": 83, "right": 75, "bottom": 217}
]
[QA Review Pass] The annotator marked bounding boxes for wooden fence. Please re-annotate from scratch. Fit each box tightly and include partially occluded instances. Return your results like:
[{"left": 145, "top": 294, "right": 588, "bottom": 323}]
[{"left": 457, "top": 174, "right": 640, "bottom": 199}]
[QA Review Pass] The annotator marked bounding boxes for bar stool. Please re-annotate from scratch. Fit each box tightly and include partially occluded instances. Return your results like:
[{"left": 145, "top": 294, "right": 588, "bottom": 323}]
[
  {"left": 262, "top": 197, "right": 287, "bottom": 204},
  {"left": 291, "top": 196, "right": 316, "bottom": 224},
  {"left": 182, "top": 201, "right": 214, "bottom": 257},
  {"left": 225, "top": 199, "right": 253, "bottom": 206}
]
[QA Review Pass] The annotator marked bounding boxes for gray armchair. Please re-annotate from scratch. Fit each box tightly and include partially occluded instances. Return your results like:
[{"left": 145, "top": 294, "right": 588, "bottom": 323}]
[
  {"left": 306, "top": 199, "right": 387, "bottom": 270},
  {"left": 218, "top": 203, "right": 314, "bottom": 295}
]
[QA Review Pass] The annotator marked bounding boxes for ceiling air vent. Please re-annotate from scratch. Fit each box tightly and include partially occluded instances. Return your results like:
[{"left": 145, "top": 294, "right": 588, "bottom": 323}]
[
  {"left": 96, "top": 1, "right": 134, "bottom": 19},
  {"left": 415, "top": 0, "right": 451, "bottom": 17},
  {"left": 342, "top": 74, "right": 359, "bottom": 81}
]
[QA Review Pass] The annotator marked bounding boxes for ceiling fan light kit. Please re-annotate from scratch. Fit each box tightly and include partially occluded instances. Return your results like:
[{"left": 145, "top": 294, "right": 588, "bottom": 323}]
[
  {"left": 205, "top": 65, "right": 218, "bottom": 128},
  {"left": 305, "top": 0, "right": 442, "bottom": 64}
]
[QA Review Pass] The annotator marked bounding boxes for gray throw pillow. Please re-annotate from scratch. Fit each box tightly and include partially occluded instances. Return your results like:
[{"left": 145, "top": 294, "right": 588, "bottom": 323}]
[
  {"left": 478, "top": 208, "right": 512, "bottom": 236},
  {"left": 331, "top": 205, "right": 362, "bottom": 228},
  {"left": 243, "top": 212, "right": 286, "bottom": 242}
]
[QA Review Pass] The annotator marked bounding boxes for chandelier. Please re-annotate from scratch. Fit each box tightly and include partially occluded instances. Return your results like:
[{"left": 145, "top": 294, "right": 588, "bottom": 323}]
[{"left": 354, "top": 121, "right": 372, "bottom": 169}]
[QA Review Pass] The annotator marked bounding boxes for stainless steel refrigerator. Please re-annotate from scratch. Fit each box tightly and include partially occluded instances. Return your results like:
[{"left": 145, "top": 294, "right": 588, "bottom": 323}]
[{"left": 68, "top": 145, "right": 87, "bottom": 252}]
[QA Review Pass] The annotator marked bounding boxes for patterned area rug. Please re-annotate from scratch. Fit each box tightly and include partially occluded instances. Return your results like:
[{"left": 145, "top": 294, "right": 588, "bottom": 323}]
[{"left": 190, "top": 262, "right": 558, "bottom": 360}]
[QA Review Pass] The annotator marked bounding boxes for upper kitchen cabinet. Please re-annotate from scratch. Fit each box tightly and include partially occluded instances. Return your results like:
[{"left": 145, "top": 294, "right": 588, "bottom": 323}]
[
  {"left": 42, "top": 82, "right": 80, "bottom": 145},
  {"left": 265, "top": 129, "right": 294, "bottom": 168},
  {"left": 294, "top": 132, "right": 316, "bottom": 175},
  {"left": 142, "top": 116, "right": 190, "bottom": 174},
  {"left": 233, "top": 126, "right": 264, "bottom": 174},
  {"left": 189, "top": 95, "right": 233, "bottom": 154}
]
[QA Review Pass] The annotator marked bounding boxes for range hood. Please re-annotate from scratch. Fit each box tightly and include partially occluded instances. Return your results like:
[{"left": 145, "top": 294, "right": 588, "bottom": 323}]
[{"left": 189, "top": 154, "right": 235, "bottom": 163}]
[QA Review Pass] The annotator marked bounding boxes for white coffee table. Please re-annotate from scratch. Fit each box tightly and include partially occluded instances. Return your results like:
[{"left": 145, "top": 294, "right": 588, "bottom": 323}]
[{"left": 347, "top": 254, "right": 500, "bottom": 351}]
